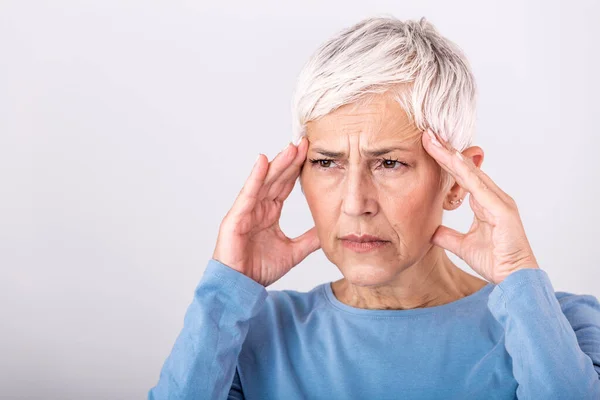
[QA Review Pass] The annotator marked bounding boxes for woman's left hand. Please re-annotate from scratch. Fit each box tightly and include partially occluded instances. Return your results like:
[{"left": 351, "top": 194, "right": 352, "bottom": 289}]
[{"left": 421, "top": 129, "right": 539, "bottom": 285}]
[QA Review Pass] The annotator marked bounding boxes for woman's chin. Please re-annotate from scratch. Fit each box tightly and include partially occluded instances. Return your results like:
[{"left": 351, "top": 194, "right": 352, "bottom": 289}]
[{"left": 338, "top": 263, "right": 399, "bottom": 287}]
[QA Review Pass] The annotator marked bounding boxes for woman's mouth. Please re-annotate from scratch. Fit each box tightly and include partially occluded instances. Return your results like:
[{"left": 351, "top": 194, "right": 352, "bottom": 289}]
[{"left": 340, "top": 239, "right": 390, "bottom": 253}]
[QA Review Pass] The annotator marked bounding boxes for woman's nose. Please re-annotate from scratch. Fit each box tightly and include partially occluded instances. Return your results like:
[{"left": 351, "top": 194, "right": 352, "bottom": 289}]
[{"left": 341, "top": 168, "right": 378, "bottom": 217}]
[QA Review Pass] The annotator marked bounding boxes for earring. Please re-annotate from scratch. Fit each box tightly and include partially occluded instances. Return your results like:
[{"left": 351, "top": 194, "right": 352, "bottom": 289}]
[{"left": 449, "top": 198, "right": 463, "bottom": 205}]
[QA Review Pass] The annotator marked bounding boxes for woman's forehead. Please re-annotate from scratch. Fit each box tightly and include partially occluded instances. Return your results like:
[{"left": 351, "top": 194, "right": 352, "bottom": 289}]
[
  {"left": 305, "top": 122, "right": 422, "bottom": 153},
  {"left": 305, "top": 95, "right": 421, "bottom": 145}
]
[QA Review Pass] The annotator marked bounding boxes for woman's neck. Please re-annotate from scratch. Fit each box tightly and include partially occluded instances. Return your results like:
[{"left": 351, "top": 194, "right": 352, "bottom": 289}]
[{"left": 330, "top": 247, "right": 488, "bottom": 310}]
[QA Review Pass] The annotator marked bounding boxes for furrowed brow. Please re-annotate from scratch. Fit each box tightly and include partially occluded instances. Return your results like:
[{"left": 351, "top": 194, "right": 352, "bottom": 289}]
[{"left": 312, "top": 146, "right": 412, "bottom": 158}]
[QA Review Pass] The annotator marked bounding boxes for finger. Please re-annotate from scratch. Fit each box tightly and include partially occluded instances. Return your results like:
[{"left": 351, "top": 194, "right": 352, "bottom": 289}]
[
  {"left": 422, "top": 130, "right": 508, "bottom": 214},
  {"left": 291, "top": 226, "right": 321, "bottom": 265},
  {"left": 275, "top": 175, "right": 298, "bottom": 202},
  {"left": 468, "top": 192, "right": 492, "bottom": 222},
  {"left": 228, "top": 154, "right": 269, "bottom": 218},
  {"left": 431, "top": 224, "right": 464, "bottom": 258},
  {"left": 256, "top": 142, "right": 298, "bottom": 200},
  {"left": 425, "top": 129, "right": 512, "bottom": 204},
  {"left": 267, "top": 136, "right": 308, "bottom": 200},
  {"left": 463, "top": 161, "right": 515, "bottom": 206}
]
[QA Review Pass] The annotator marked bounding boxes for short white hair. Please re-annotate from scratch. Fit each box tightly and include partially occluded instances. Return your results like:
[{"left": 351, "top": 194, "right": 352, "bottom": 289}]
[{"left": 291, "top": 15, "right": 478, "bottom": 192}]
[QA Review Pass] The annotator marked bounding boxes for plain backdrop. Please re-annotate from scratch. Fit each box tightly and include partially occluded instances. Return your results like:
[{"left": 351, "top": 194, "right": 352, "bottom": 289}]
[{"left": 1, "top": 0, "right": 599, "bottom": 398}]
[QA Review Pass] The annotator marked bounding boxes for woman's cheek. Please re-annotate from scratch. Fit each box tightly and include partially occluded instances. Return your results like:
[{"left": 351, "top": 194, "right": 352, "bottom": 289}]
[
  {"left": 307, "top": 170, "right": 341, "bottom": 187},
  {"left": 310, "top": 175, "right": 406, "bottom": 194}
]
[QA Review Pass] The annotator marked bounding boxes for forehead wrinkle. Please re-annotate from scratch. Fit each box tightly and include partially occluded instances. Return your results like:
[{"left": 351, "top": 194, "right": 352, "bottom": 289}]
[
  {"left": 305, "top": 95, "right": 423, "bottom": 153},
  {"left": 311, "top": 145, "right": 416, "bottom": 158},
  {"left": 308, "top": 124, "right": 422, "bottom": 157}
]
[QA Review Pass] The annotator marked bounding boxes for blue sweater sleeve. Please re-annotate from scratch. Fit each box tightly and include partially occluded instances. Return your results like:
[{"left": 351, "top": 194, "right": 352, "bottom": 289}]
[
  {"left": 487, "top": 268, "right": 600, "bottom": 399},
  {"left": 148, "top": 259, "right": 268, "bottom": 400}
]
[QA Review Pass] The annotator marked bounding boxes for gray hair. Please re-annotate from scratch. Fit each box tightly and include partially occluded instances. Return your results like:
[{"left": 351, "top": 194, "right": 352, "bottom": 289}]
[{"left": 291, "top": 15, "right": 478, "bottom": 192}]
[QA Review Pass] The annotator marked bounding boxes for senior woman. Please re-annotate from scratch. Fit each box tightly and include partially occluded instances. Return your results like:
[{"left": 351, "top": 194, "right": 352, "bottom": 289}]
[{"left": 148, "top": 16, "right": 600, "bottom": 399}]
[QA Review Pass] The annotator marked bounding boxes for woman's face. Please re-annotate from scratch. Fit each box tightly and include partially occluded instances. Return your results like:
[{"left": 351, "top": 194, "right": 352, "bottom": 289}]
[{"left": 299, "top": 93, "right": 451, "bottom": 286}]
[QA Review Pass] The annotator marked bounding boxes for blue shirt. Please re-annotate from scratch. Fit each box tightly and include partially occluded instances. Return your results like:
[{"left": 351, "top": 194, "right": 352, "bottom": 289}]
[{"left": 148, "top": 259, "right": 600, "bottom": 399}]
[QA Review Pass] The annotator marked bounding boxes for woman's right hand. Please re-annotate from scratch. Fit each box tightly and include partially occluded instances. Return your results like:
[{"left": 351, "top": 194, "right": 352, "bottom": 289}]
[{"left": 212, "top": 136, "right": 321, "bottom": 287}]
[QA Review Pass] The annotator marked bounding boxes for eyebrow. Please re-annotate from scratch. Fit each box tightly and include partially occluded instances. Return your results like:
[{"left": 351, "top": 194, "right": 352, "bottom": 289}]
[{"left": 311, "top": 146, "right": 413, "bottom": 158}]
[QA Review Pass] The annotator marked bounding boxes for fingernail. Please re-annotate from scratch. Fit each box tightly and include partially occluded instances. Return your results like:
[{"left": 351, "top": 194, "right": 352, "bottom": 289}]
[
  {"left": 255, "top": 154, "right": 261, "bottom": 165},
  {"left": 455, "top": 151, "right": 464, "bottom": 161},
  {"left": 427, "top": 129, "right": 442, "bottom": 147}
]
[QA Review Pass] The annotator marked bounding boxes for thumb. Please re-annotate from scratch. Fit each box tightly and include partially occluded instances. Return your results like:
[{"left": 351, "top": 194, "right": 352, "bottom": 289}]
[
  {"left": 431, "top": 225, "right": 464, "bottom": 258},
  {"left": 291, "top": 226, "right": 321, "bottom": 265}
]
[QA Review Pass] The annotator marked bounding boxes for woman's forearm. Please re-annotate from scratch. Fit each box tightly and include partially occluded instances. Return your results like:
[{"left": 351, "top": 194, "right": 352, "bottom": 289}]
[
  {"left": 148, "top": 259, "right": 268, "bottom": 400},
  {"left": 487, "top": 268, "right": 600, "bottom": 399}
]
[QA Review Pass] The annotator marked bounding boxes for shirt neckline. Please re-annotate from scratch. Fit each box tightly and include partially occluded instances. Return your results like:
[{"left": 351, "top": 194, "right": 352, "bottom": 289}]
[{"left": 322, "top": 280, "right": 494, "bottom": 317}]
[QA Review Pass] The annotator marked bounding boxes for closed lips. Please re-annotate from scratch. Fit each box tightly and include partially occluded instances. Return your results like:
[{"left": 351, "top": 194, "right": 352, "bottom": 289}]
[{"left": 340, "top": 234, "right": 388, "bottom": 242}]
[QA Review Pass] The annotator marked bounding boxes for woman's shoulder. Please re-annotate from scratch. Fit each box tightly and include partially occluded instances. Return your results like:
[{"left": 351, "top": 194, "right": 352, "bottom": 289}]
[
  {"left": 242, "top": 283, "right": 331, "bottom": 344},
  {"left": 261, "top": 283, "right": 330, "bottom": 318}
]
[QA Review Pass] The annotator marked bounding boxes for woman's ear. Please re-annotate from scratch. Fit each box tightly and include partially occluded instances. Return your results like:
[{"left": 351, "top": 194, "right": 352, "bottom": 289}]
[{"left": 463, "top": 146, "right": 484, "bottom": 170}]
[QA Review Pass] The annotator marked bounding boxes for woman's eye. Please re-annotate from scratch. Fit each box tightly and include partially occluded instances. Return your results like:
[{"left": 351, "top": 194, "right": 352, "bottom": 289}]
[
  {"left": 381, "top": 158, "right": 406, "bottom": 169},
  {"left": 309, "top": 158, "right": 336, "bottom": 169},
  {"left": 308, "top": 158, "right": 408, "bottom": 171}
]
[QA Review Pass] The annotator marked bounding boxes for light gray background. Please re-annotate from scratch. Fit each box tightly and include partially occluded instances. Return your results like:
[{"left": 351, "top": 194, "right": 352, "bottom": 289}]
[{"left": 1, "top": 0, "right": 599, "bottom": 399}]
